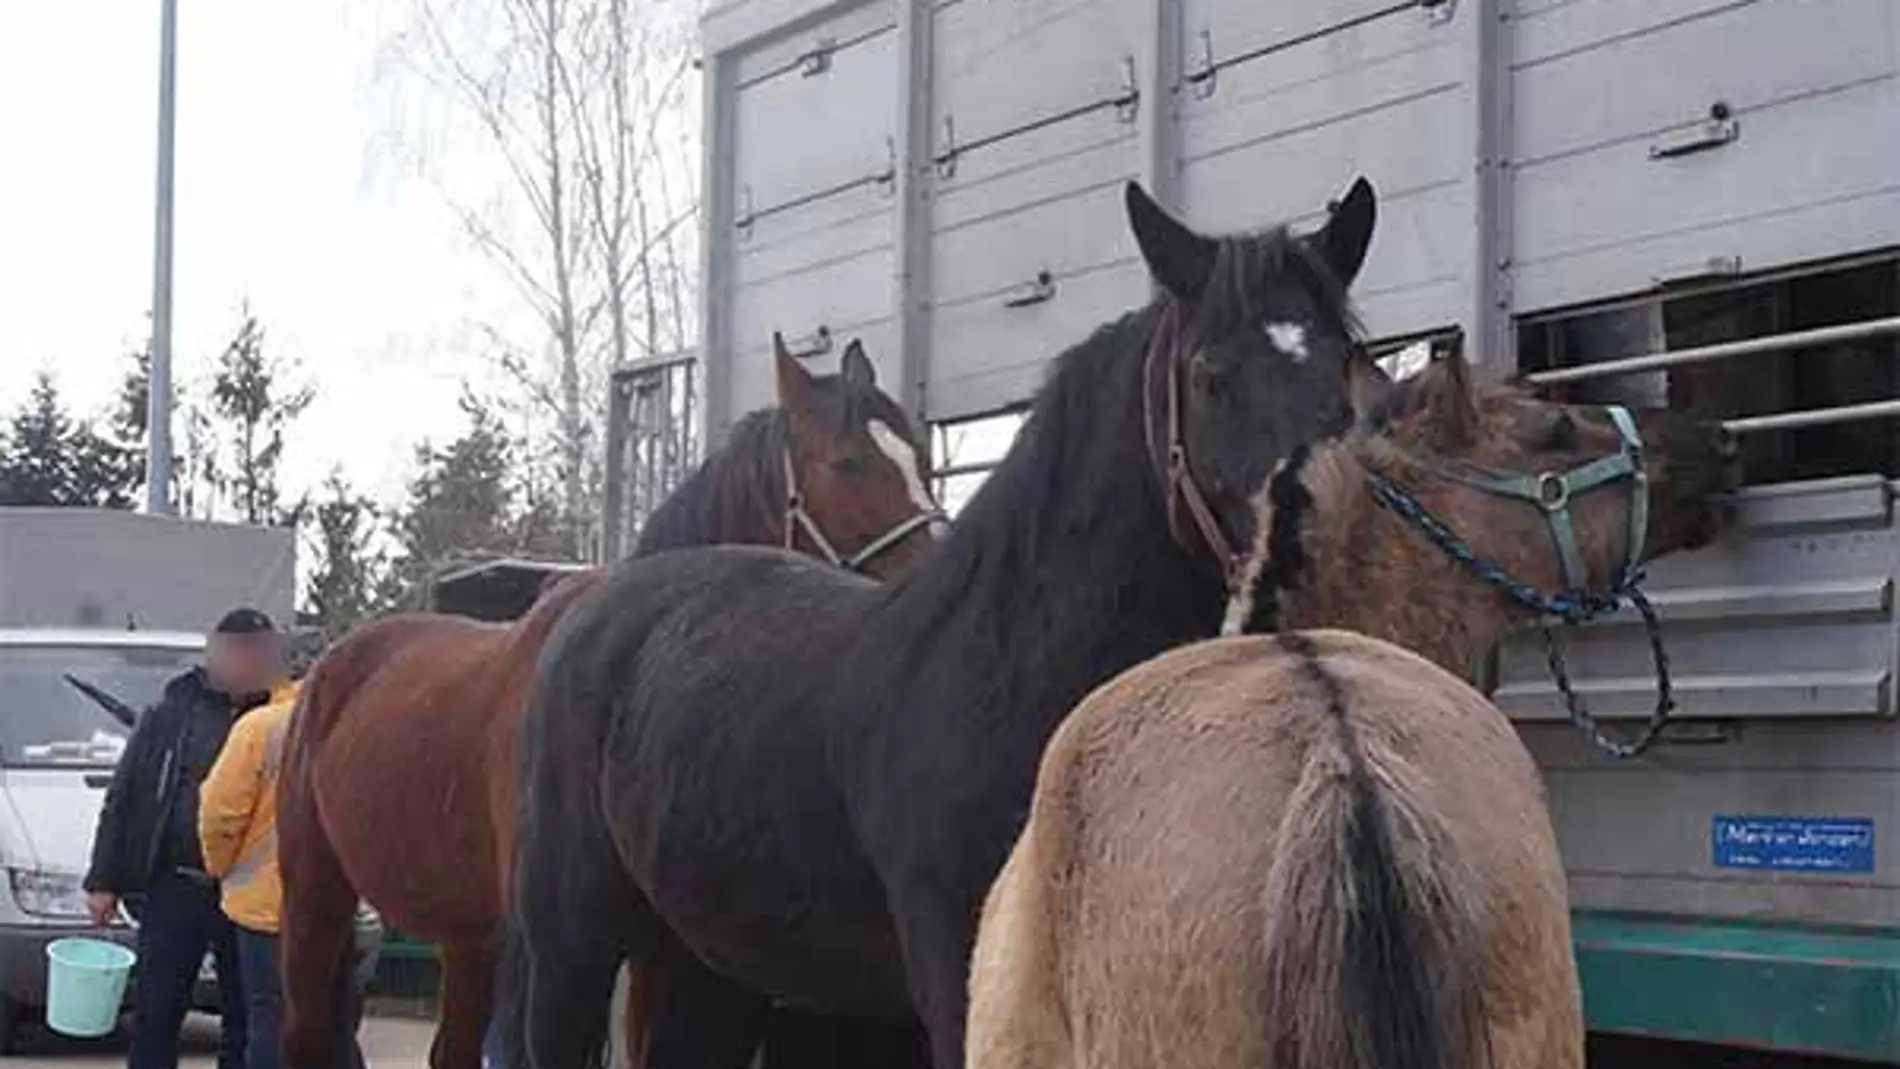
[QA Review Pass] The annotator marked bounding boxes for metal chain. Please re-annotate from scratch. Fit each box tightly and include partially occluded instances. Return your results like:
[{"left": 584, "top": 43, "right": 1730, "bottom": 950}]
[{"left": 1366, "top": 472, "right": 1675, "bottom": 759}]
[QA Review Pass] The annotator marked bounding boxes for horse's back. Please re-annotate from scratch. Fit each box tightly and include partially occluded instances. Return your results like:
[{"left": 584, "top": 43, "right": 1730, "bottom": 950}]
[
  {"left": 539, "top": 544, "right": 880, "bottom": 708},
  {"left": 302, "top": 611, "right": 515, "bottom": 749},
  {"left": 972, "top": 629, "right": 1576, "bottom": 1069}
]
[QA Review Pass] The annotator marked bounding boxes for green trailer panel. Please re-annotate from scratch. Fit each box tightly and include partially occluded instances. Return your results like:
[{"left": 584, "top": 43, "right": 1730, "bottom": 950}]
[{"left": 1576, "top": 911, "right": 1900, "bottom": 1064}]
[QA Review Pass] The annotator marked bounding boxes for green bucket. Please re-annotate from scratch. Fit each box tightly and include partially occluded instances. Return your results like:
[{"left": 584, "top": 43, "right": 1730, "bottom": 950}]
[{"left": 45, "top": 938, "right": 136, "bottom": 1038}]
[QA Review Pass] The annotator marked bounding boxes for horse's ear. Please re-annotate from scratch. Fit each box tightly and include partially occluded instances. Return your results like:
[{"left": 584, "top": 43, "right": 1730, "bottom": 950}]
[
  {"left": 774, "top": 332, "right": 815, "bottom": 411},
  {"left": 1346, "top": 347, "right": 1394, "bottom": 434},
  {"left": 1423, "top": 347, "right": 1480, "bottom": 449},
  {"left": 1126, "top": 181, "right": 1217, "bottom": 301},
  {"left": 839, "top": 339, "right": 877, "bottom": 388},
  {"left": 1316, "top": 176, "right": 1377, "bottom": 288}
]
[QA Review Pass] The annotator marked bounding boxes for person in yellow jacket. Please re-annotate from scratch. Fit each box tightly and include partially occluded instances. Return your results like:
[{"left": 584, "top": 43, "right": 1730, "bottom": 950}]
[{"left": 199, "top": 678, "right": 371, "bottom": 1069}]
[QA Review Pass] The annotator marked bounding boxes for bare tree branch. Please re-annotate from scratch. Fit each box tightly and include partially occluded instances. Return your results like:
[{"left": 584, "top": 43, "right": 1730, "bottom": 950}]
[{"left": 381, "top": 0, "right": 699, "bottom": 557}]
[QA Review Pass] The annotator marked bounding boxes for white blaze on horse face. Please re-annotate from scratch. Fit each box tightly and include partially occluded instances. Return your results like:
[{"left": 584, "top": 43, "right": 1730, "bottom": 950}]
[
  {"left": 1264, "top": 321, "right": 1310, "bottom": 363},
  {"left": 867, "top": 419, "right": 945, "bottom": 536},
  {"left": 1219, "top": 595, "right": 1249, "bottom": 637}
]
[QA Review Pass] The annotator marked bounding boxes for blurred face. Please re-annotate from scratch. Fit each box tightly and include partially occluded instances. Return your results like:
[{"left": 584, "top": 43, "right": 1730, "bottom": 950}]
[{"left": 206, "top": 632, "right": 283, "bottom": 694}]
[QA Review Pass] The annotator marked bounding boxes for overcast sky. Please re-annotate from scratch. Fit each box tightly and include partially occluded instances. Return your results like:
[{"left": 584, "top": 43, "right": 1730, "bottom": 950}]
[{"left": 0, "top": 1, "right": 524, "bottom": 506}]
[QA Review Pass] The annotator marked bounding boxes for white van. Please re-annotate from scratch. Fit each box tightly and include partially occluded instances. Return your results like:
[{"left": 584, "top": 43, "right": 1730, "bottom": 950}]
[{"left": 0, "top": 628, "right": 212, "bottom": 1052}]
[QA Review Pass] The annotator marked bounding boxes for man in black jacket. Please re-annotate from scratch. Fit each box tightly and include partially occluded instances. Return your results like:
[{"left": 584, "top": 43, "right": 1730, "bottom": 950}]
[{"left": 84, "top": 608, "right": 285, "bottom": 1069}]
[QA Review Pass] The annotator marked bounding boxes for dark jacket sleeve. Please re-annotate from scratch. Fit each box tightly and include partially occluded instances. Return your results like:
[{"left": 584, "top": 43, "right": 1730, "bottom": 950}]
[{"left": 83, "top": 690, "right": 173, "bottom": 894}]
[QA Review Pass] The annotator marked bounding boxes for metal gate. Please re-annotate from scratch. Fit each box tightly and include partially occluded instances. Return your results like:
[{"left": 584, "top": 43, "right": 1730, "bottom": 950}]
[{"left": 602, "top": 352, "right": 702, "bottom": 560}]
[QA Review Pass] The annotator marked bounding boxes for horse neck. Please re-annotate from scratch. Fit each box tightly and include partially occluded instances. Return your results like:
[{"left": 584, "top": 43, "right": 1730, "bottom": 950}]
[
  {"left": 635, "top": 416, "right": 786, "bottom": 555},
  {"left": 882, "top": 365, "right": 1225, "bottom": 718},
  {"left": 1287, "top": 448, "right": 1518, "bottom": 680}
]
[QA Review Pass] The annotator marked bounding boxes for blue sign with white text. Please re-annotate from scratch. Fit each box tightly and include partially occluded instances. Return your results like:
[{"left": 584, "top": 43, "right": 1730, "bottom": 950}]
[{"left": 1711, "top": 815, "right": 1875, "bottom": 874}]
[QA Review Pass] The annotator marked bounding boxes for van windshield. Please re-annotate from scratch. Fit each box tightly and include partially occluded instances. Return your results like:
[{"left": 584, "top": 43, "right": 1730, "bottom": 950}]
[{"left": 0, "top": 644, "right": 199, "bottom": 767}]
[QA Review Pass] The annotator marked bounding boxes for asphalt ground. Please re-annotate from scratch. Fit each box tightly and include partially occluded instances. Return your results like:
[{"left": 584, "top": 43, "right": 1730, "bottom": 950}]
[
  {"left": 5, "top": 1012, "right": 431, "bottom": 1068},
  {"left": 6, "top": 1012, "right": 1869, "bottom": 1067}
]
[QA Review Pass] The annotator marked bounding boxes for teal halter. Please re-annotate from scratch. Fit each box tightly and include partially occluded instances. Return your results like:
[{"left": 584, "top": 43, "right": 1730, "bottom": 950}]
[
  {"left": 1366, "top": 404, "right": 1649, "bottom": 615},
  {"left": 1362, "top": 404, "right": 1676, "bottom": 759}
]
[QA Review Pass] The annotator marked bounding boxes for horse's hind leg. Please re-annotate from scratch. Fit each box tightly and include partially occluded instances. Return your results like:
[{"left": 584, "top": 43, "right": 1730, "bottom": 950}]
[
  {"left": 1484, "top": 1005, "right": 1585, "bottom": 1069},
  {"left": 757, "top": 1010, "right": 930, "bottom": 1069},
  {"left": 505, "top": 894, "right": 628, "bottom": 1069},
  {"left": 280, "top": 811, "right": 359, "bottom": 1069},
  {"left": 433, "top": 939, "right": 497, "bottom": 1069},
  {"left": 508, "top": 627, "right": 661, "bottom": 1069},
  {"left": 640, "top": 947, "right": 770, "bottom": 1069},
  {"left": 1483, "top": 935, "right": 1584, "bottom": 1069},
  {"left": 505, "top": 811, "right": 639, "bottom": 1069},
  {"left": 963, "top": 835, "right": 1070, "bottom": 1069}
]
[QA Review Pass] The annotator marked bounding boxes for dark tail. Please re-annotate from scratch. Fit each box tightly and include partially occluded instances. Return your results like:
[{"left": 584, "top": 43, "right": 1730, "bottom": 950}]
[
  {"left": 491, "top": 920, "right": 534, "bottom": 1069},
  {"left": 1259, "top": 635, "right": 1483, "bottom": 1069},
  {"left": 499, "top": 602, "right": 640, "bottom": 1069}
]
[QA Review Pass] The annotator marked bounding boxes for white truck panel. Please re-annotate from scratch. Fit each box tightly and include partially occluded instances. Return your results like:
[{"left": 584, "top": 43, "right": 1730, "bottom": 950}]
[
  {"left": 0, "top": 509, "right": 295, "bottom": 633},
  {"left": 734, "top": 22, "right": 896, "bottom": 210},
  {"left": 1507, "top": 0, "right": 1900, "bottom": 311},
  {"left": 930, "top": 0, "right": 1142, "bottom": 152},
  {"left": 696, "top": 0, "right": 1900, "bottom": 1056}
]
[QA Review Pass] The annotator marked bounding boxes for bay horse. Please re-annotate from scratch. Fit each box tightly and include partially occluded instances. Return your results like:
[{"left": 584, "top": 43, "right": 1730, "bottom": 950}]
[
  {"left": 964, "top": 350, "right": 1733, "bottom": 1069},
  {"left": 501, "top": 176, "right": 1382, "bottom": 1069},
  {"left": 276, "top": 338, "right": 944, "bottom": 1069}
]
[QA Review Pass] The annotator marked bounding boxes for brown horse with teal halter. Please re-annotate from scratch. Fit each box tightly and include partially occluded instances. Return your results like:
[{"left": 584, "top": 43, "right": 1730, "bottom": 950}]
[
  {"left": 968, "top": 347, "right": 1733, "bottom": 1069},
  {"left": 1355, "top": 401, "right": 1676, "bottom": 756}
]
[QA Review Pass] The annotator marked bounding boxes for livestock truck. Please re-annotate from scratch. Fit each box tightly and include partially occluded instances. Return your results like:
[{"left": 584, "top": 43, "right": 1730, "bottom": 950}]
[
  {"left": 599, "top": 0, "right": 1900, "bottom": 1060},
  {"left": 0, "top": 507, "right": 295, "bottom": 1049}
]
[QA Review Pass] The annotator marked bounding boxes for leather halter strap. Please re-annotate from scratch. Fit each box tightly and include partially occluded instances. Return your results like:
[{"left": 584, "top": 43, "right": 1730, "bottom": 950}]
[
  {"left": 780, "top": 448, "right": 945, "bottom": 573},
  {"left": 1143, "top": 300, "right": 1242, "bottom": 585}
]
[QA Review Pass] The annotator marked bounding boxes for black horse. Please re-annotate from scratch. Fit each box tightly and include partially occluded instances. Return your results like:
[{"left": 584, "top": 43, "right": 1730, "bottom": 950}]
[{"left": 503, "top": 178, "right": 1381, "bottom": 1069}]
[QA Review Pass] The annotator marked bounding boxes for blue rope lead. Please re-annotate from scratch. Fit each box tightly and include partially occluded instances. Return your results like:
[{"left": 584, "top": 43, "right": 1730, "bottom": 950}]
[{"left": 1366, "top": 471, "right": 1676, "bottom": 760}]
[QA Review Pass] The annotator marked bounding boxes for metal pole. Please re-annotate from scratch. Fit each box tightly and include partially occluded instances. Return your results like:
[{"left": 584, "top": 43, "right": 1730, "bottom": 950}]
[
  {"left": 1724, "top": 398, "right": 1900, "bottom": 436},
  {"left": 891, "top": 0, "right": 934, "bottom": 424},
  {"left": 145, "top": 0, "right": 179, "bottom": 515},
  {"left": 1525, "top": 315, "right": 1900, "bottom": 386},
  {"left": 602, "top": 372, "right": 632, "bottom": 561}
]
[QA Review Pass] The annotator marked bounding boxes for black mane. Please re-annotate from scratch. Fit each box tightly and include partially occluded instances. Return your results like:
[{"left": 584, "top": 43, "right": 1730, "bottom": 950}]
[
  {"left": 884, "top": 302, "right": 1169, "bottom": 607},
  {"left": 880, "top": 226, "right": 1359, "bottom": 632},
  {"left": 858, "top": 303, "right": 1205, "bottom": 726},
  {"left": 635, "top": 408, "right": 788, "bottom": 556}
]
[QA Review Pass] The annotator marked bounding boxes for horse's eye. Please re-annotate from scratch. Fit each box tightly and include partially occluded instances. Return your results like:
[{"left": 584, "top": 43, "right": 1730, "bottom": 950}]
[
  {"left": 1543, "top": 413, "right": 1579, "bottom": 451},
  {"left": 831, "top": 456, "right": 867, "bottom": 476},
  {"left": 1190, "top": 354, "right": 1230, "bottom": 395}
]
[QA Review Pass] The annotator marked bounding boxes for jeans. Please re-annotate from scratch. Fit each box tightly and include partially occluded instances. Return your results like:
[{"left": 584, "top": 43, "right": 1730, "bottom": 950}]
[
  {"left": 232, "top": 926, "right": 367, "bottom": 1069},
  {"left": 127, "top": 873, "right": 247, "bottom": 1069},
  {"left": 233, "top": 928, "right": 282, "bottom": 1069}
]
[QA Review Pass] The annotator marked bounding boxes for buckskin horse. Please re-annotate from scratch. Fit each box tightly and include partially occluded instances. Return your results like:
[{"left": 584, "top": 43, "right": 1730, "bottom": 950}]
[
  {"left": 276, "top": 338, "right": 944, "bottom": 1069},
  {"left": 500, "top": 177, "right": 1381, "bottom": 1069},
  {"left": 964, "top": 349, "right": 1733, "bottom": 1069}
]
